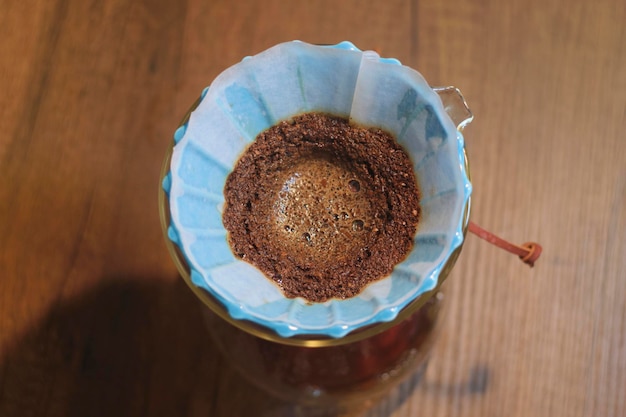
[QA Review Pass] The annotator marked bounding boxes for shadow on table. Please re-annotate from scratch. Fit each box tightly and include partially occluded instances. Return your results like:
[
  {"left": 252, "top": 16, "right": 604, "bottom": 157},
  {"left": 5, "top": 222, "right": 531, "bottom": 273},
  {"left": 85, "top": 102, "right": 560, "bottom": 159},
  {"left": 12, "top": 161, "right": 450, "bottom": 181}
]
[
  {"left": 0, "top": 277, "right": 268, "bottom": 417},
  {"left": 0, "top": 277, "right": 489, "bottom": 417}
]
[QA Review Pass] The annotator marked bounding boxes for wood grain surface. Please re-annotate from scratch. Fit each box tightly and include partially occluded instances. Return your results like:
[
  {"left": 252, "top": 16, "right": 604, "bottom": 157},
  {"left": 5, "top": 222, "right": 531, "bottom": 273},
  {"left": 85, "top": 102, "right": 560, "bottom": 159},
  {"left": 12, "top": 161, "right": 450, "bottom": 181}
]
[{"left": 1, "top": 0, "right": 624, "bottom": 416}]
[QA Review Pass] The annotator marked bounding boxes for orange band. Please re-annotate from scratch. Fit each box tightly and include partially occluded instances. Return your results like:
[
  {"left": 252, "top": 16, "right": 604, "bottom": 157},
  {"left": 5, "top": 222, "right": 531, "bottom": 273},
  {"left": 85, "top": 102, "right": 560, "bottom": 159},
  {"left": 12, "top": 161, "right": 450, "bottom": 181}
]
[{"left": 468, "top": 222, "right": 542, "bottom": 267}]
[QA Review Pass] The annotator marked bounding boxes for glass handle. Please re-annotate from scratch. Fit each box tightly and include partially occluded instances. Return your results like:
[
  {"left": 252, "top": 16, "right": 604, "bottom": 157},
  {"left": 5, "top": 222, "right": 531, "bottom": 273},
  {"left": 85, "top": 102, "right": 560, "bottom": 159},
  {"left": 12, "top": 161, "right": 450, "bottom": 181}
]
[{"left": 433, "top": 86, "right": 474, "bottom": 132}]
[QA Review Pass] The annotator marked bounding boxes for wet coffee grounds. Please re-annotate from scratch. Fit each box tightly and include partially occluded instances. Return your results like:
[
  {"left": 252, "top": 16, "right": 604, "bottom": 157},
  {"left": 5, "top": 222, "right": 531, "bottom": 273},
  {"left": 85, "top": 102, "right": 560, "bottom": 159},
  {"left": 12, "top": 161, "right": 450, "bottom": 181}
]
[{"left": 223, "top": 113, "right": 420, "bottom": 302}]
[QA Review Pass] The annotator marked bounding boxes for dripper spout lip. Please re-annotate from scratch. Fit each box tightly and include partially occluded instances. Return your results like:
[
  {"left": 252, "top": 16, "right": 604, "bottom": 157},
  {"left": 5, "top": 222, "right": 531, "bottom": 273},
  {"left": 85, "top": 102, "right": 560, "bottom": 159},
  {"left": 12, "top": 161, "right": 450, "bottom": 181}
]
[{"left": 433, "top": 86, "right": 474, "bottom": 131}]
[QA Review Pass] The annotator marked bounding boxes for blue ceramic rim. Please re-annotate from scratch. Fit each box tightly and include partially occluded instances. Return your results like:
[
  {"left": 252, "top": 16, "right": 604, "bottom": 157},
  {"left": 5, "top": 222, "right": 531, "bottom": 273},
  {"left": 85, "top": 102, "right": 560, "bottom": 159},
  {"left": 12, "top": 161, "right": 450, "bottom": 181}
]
[{"left": 164, "top": 41, "right": 472, "bottom": 338}]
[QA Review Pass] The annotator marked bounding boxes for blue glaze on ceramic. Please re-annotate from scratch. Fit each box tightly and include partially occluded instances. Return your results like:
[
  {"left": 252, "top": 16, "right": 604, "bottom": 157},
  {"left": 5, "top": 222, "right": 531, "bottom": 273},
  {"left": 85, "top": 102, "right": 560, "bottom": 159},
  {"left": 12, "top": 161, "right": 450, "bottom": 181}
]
[
  {"left": 321, "top": 40, "right": 359, "bottom": 51},
  {"left": 167, "top": 41, "right": 472, "bottom": 338},
  {"left": 173, "top": 124, "right": 187, "bottom": 144},
  {"left": 161, "top": 173, "right": 172, "bottom": 194}
]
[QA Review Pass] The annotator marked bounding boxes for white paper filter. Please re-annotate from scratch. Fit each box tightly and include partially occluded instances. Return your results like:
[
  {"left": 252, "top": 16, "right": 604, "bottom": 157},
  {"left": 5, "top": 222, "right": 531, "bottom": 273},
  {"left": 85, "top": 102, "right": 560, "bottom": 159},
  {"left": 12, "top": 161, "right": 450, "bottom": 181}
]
[{"left": 164, "top": 41, "right": 471, "bottom": 338}]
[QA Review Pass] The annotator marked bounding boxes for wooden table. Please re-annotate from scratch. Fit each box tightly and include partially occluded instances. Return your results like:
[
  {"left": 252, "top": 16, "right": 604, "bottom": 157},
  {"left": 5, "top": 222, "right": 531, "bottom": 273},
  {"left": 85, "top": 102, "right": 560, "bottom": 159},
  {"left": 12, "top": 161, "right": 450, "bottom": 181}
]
[{"left": 1, "top": 0, "right": 624, "bottom": 416}]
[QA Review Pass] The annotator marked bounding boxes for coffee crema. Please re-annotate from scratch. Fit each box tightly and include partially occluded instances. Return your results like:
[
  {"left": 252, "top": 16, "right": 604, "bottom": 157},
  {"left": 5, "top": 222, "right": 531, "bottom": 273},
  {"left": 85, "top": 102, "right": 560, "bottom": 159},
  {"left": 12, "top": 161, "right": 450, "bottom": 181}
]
[{"left": 223, "top": 113, "right": 420, "bottom": 302}]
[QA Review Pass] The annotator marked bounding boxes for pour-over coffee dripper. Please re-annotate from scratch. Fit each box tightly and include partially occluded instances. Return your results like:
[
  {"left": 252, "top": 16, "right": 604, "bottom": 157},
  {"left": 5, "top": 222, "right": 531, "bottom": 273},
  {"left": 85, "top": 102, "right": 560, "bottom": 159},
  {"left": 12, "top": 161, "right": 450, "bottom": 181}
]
[{"left": 159, "top": 41, "right": 475, "bottom": 408}]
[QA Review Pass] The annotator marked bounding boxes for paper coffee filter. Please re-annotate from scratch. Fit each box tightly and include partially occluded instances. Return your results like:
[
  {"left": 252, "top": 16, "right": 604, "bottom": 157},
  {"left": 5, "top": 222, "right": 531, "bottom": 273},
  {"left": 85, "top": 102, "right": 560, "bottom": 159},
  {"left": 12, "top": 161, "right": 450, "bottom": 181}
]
[{"left": 165, "top": 41, "right": 471, "bottom": 338}]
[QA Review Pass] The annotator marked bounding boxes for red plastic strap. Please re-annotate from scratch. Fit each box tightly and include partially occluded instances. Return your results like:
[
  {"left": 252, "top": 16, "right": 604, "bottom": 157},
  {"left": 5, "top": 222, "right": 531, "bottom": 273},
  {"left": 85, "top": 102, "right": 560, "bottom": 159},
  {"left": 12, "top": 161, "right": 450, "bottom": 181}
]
[{"left": 468, "top": 222, "right": 542, "bottom": 267}]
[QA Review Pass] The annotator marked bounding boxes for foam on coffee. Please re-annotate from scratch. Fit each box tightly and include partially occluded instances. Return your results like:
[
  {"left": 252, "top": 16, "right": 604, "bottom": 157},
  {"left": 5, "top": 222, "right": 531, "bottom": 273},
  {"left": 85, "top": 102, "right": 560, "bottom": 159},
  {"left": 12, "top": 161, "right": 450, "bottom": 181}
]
[{"left": 223, "top": 113, "right": 420, "bottom": 302}]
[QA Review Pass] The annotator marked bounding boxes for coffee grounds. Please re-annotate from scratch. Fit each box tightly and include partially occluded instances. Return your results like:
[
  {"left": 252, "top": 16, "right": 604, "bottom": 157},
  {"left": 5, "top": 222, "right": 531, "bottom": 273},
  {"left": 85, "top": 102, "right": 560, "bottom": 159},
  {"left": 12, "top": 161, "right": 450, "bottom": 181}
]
[{"left": 223, "top": 113, "right": 420, "bottom": 302}]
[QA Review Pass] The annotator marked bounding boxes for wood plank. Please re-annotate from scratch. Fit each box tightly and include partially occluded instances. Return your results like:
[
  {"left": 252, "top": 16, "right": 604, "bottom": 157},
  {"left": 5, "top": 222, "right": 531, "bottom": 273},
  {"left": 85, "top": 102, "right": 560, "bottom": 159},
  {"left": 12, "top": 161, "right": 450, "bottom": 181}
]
[
  {"left": 0, "top": 0, "right": 624, "bottom": 415},
  {"left": 412, "top": 0, "right": 626, "bottom": 416}
]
